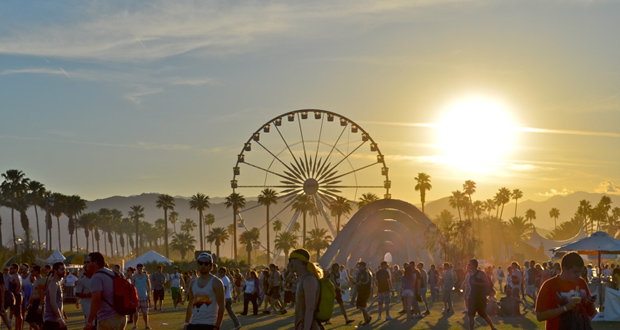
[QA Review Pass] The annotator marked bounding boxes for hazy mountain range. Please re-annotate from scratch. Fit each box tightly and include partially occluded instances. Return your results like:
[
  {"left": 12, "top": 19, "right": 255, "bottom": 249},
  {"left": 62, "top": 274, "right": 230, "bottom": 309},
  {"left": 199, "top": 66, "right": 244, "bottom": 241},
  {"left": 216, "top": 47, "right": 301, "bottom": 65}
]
[{"left": 1, "top": 191, "right": 618, "bottom": 253}]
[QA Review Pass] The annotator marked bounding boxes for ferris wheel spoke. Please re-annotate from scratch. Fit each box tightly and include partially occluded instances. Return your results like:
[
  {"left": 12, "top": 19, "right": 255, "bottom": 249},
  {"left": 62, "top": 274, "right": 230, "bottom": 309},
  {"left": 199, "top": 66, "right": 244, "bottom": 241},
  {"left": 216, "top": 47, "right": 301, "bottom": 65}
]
[
  {"left": 242, "top": 161, "right": 301, "bottom": 183},
  {"left": 256, "top": 141, "right": 305, "bottom": 181},
  {"left": 323, "top": 123, "right": 349, "bottom": 167},
  {"left": 274, "top": 122, "right": 307, "bottom": 179},
  {"left": 319, "top": 141, "right": 366, "bottom": 181},
  {"left": 320, "top": 161, "right": 381, "bottom": 184},
  {"left": 313, "top": 116, "right": 325, "bottom": 177},
  {"left": 322, "top": 185, "right": 385, "bottom": 188},
  {"left": 296, "top": 112, "right": 311, "bottom": 176},
  {"left": 313, "top": 193, "right": 336, "bottom": 236}
]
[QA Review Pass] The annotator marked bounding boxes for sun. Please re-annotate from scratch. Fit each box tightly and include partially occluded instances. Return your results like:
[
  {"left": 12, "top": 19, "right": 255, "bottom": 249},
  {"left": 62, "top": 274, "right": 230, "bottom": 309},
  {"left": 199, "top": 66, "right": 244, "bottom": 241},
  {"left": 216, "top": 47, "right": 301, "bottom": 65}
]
[{"left": 435, "top": 95, "right": 517, "bottom": 171}]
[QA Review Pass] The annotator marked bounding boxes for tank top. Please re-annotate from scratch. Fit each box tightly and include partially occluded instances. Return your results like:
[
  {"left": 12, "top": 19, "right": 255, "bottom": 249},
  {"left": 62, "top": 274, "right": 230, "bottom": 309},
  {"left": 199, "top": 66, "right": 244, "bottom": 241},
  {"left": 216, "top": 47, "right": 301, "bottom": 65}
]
[
  {"left": 294, "top": 273, "right": 320, "bottom": 330},
  {"left": 190, "top": 276, "right": 218, "bottom": 325},
  {"left": 44, "top": 280, "right": 63, "bottom": 322},
  {"left": 134, "top": 274, "right": 148, "bottom": 298}
]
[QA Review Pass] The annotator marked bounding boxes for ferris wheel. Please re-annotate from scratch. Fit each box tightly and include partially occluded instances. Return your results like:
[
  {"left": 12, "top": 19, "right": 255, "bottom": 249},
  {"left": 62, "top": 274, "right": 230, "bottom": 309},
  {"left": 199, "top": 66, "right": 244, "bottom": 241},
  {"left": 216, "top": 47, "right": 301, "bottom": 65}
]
[{"left": 231, "top": 109, "right": 390, "bottom": 258}]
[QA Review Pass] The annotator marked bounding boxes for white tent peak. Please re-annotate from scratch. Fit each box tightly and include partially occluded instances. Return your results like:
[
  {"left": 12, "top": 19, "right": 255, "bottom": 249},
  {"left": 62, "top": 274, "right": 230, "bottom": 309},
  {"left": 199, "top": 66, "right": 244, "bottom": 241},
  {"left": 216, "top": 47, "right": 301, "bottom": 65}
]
[
  {"left": 45, "top": 249, "right": 66, "bottom": 264},
  {"left": 525, "top": 225, "right": 587, "bottom": 259},
  {"left": 125, "top": 250, "right": 172, "bottom": 269}
]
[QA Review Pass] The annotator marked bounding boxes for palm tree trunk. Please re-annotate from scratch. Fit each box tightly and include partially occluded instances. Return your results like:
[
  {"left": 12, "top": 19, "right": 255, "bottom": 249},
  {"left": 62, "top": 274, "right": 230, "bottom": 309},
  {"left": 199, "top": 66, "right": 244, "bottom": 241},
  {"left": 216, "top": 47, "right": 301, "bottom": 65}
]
[
  {"left": 216, "top": 243, "right": 220, "bottom": 262},
  {"left": 115, "top": 233, "right": 119, "bottom": 257},
  {"left": 34, "top": 205, "right": 41, "bottom": 249},
  {"left": 56, "top": 216, "right": 62, "bottom": 251},
  {"left": 75, "top": 222, "right": 80, "bottom": 251},
  {"left": 11, "top": 208, "right": 17, "bottom": 254},
  {"left": 165, "top": 209, "right": 169, "bottom": 258},
  {"left": 266, "top": 207, "right": 270, "bottom": 264},
  {"left": 233, "top": 209, "right": 238, "bottom": 262},
  {"left": 198, "top": 210, "right": 203, "bottom": 251},
  {"left": 69, "top": 217, "right": 74, "bottom": 252},
  {"left": 336, "top": 214, "right": 341, "bottom": 235},
  {"left": 247, "top": 248, "right": 252, "bottom": 266},
  {"left": 514, "top": 199, "right": 518, "bottom": 217},
  {"left": 302, "top": 212, "right": 307, "bottom": 249}
]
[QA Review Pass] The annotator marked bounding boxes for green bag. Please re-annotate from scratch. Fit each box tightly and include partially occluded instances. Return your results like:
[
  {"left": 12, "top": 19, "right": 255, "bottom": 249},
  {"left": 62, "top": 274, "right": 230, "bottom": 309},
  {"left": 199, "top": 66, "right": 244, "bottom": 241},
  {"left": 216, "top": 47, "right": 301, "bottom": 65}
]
[{"left": 315, "top": 277, "right": 336, "bottom": 322}]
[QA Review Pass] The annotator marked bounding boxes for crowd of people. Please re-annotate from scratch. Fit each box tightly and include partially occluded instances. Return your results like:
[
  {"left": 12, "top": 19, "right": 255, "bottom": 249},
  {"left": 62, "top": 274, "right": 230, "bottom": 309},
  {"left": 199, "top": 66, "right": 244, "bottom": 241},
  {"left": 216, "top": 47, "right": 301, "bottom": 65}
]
[{"left": 1, "top": 250, "right": 618, "bottom": 330}]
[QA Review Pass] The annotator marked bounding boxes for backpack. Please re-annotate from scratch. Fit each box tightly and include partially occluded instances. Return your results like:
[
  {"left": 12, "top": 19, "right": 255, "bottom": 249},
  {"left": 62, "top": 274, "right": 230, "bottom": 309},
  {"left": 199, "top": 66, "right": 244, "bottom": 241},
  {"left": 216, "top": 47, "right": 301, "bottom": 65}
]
[
  {"left": 97, "top": 270, "right": 138, "bottom": 315},
  {"left": 315, "top": 276, "right": 336, "bottom": 323}
]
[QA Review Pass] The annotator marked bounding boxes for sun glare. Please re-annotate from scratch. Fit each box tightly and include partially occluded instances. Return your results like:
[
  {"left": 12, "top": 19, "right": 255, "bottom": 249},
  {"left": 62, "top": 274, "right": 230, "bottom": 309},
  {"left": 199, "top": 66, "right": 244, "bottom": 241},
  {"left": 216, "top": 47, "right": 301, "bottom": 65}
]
[{"left": 436, "top": 96, "right": 517, "bottom": 172}]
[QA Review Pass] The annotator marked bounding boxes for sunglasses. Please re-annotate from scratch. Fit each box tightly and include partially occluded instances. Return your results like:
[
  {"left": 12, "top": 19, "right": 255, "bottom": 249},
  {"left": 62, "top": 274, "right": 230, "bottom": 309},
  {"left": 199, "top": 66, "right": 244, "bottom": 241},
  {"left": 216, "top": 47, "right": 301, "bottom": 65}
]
[{"left": 197, "top": 261, "right": 212, "bottom": 266}]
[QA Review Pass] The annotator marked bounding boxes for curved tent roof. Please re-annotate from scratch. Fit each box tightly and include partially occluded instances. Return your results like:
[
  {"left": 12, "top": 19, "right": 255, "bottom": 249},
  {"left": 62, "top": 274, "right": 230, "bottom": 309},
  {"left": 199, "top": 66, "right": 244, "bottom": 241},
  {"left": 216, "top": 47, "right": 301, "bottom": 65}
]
[
  {"left": 125, "top": 250, "right": 172, "bottom": 269},
  {"left": 526, "top": 225, "right": 587, "bottom": 259}
]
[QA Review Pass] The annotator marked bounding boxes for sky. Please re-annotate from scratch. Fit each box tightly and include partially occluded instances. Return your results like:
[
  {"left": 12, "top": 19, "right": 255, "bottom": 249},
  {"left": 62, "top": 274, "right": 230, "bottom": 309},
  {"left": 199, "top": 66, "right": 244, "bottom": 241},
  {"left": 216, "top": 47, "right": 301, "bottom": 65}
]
[{"left": 1, "top": 0, "right": 620, "bottom": 206}]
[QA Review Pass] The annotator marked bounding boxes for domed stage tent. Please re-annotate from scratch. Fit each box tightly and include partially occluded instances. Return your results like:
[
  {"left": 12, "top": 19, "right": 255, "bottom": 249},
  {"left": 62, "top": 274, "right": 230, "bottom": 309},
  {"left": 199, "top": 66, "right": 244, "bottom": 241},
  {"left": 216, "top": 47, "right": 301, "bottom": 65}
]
[
  {"left": 319, "top": 199, "right": 443, "bottom": 270},
  {"left": 525, "top": 226, "right": 587, "bottom": 259},
  {"left": 125, "top": 250, "right": 172, "bottom": 269}
]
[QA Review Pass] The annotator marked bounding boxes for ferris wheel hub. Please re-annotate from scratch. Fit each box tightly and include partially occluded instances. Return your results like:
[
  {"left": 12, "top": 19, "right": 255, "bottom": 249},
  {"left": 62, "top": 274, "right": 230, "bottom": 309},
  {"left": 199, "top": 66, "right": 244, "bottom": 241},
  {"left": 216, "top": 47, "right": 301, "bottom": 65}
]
[{"left": 303, "top": 178, "right": 319, "bottom": 195}]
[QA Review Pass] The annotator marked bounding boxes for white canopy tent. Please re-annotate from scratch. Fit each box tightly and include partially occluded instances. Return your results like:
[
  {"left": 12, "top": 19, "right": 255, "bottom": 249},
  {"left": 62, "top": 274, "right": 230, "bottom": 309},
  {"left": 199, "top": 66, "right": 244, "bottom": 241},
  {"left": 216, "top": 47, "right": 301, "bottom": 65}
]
[
  {"left": 526, "top": 226, "right": 587, "bottom": 259},
  {"left": 45, "top": 249, "right": 66, "bottom": 264},
  {"left": 125, "top": 250, "right": 172, "bottom": 269}
]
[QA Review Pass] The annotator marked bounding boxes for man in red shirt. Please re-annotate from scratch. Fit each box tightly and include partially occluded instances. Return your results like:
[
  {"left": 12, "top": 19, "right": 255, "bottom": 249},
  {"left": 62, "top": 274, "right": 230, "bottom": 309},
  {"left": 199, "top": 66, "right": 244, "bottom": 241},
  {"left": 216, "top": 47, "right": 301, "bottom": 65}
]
[{"left": 535, "top": 252, "right": 597, "bottom": 330}]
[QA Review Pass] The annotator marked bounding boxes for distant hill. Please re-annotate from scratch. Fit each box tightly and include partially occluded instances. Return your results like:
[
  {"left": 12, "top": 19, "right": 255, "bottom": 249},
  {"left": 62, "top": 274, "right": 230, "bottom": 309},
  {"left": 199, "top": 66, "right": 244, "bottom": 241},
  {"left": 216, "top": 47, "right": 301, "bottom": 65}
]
[{"left": 421, "top": 191, "right": 620, "bottom": 231}]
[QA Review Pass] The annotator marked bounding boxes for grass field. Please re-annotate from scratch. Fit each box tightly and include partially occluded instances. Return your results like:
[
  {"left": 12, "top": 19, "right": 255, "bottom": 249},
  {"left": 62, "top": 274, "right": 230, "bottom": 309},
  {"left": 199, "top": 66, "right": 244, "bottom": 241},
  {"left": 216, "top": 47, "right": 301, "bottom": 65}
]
[{"left": 56, "top": 291, "right": 619, "bottom": 330}]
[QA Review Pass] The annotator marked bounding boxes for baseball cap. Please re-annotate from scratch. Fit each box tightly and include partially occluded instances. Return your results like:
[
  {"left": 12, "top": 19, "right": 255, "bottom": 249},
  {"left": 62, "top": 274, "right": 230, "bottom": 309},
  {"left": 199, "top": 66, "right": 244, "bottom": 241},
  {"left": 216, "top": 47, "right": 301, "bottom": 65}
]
[{"left": 197, "top": 252, "right": 213, "bottom": 262}]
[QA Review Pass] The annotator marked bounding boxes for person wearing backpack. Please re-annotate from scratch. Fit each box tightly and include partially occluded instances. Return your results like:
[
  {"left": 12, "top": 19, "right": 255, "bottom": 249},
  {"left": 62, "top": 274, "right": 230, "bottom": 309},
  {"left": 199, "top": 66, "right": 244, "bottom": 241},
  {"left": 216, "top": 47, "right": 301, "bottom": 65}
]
[
  {"left": 85, "top": 252, "right": 127, "bottom": 330},
  {"left": 288, "top": 249, "right": 321, "bottom": 330},
  {"left": 466, "top": 259, "right": 497, "bottom": 330}
]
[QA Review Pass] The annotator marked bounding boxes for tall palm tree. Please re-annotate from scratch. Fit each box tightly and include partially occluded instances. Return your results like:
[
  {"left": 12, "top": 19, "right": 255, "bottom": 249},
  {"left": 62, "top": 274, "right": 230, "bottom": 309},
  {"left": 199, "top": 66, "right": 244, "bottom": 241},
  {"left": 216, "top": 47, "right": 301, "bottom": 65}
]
[
  {"left": 512, "top": 189, "right": 523, "bottom": 217},
  {"left": 472, "top": 200, "right": 484, "bottom": 220},
  {"left": 449, "top": 190, "right": 466, "bottom": 221},
  {"left": 357, "top": 193, "right": 379, "bottom": 210},
  {"left": 239, "top": 227, "right": 260, "bottom": 266},
  {"left": 291, "top": 222, "right": 301, "bottom": 234},
  {"left": 329, "top": 196, "right": 351, "bottom": 235},
  {"left": 525, "top": 209, "right": 537, "bottom": 227},
  {"left": 77, "top": 212, "right": 96, "bottom": 253},
  {"left": 292, "top": 194, "right": 315, "bottom": 249},
  {"left": 578, "top": 200, "right": 592, "bottom": 234},
  {"left": 484, "top": 199, "right": 496, "bottom": 217},
  {"left": 274, "top": 231, "right": 297, "bottom": 258},
  {"left": 156, "top": 194, "right": 175, "bottom": 258},
  {"left": 225, "top": 193, "right": 246, "bottom": 262},
  {"left": 154, "top": 218, "right": 166, "bottom": 246},
  {"left": 272, "top": 219, "right": 283, "bottom": 235},
  {"left": 414, "top": 173, "right": 432, "bottom": 214},
  {"left": 38, "top": 190, "right": 54, "bottom": 251},
  {"left": 189, "top": 193, "right": 210, "bottom": 251},
  {"left": 506, "top": 216, "right": 533, "bottom": 243},
  {"left": 204, "top": 213, "right": 215, "bottom": 251},
  {"left": 497, "top": 187, "right": 511, "bottom": 220},
  {"left": 171, "top": 232, "right": 196, "bottom": 260},
  {"left": 181, "top": 218, "right": 197, "bottom": 234},
  {"left": 1, "top": 169, "right": 30, "bottom": 253},
  {"left": 0, "top": 193, "right": 6, "bottom": 248},
  {"left": 207, "top": 227, "right": 230, "bottom": 261},
  {"left": 50, "top": 193, "right": 67, "bottom": 251},
  {"left": 98, "top": 208, "right": 112, "bottom": 255},
  {"left": 128, "top": 205, "right": 145, "bottom": 254},
  {"left": 596, "top": 196, "right": 612, "bottom": 231},
  {"left": 119, "top": 217, "right": 133, "bottom": 256},
  {"left": 306, "top": 228, "right": 332, "bottom": 261},
  {"left": 549, "top": 208, "right": 560, "bottom": 230},
  {"left": 169, "top": 211, "right": 179, "bottom": 233},
  {"left": 463, "top": 180, "right": 476, "bottom": 219},
  {"left": 27, "top": 180, "right": 45, "bottom": 249},
  {"left": 66, "top": 195, "right": 87, "bottom": 252},
  {"left": 110, "top": 209, "right": 123, "bottom": 256},
  {"left": 258, "top": 188, "right": 278, "bottom": 264}
]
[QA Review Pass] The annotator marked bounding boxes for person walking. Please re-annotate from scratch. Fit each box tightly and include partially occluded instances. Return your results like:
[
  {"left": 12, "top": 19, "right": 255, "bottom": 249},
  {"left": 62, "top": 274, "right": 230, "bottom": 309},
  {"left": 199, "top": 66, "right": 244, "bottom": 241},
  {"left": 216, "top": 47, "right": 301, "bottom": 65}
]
[
  {"left": 170, "top": 267, "right": 185, "bottom": 311},
  {"left": 132, "top": 264, "right": 151, "bottom": 330},
  {"left": 466, "top": 259, "right": 497, "bottom": 330},
  {"left": 9, "top": 263, "right": 24, "bottom": 330},
  {"left": 240, "top": 271, "right": 260, "bottom": 316},
  {"left": 217, "top": 267, "right": 241, "bottom": 330},
  {"left": 74, "top": 261, "right": 93, "bottom": 328},
  {"left": 42, "top": 263, "right": 66, "bottom": 330},
  {"left": 417, "top": 262, "right": 430, "bottom": 315},
  {"left": 86, "top": 252, "right": 127, "bottom": 330},
  {"left": 288, "top": 249, "right": 321, "bottom": 330},
  {"left": 355, "top": 262, "right": 372, "bottom": 325},
  {"left": 375, "top": 261, "right": 393, "bottom": 321},
  {"left": 184, "top": 253, "right": 225, "bottom": 330},
  {"left": 328, "top": 264, "right": 354, "bottom": 324},
  {"left": 151, "top": 266, "right": 166, "bottom": 312},
  {"left": 25, "top": 266, "right": 43, "bottom": 330}
]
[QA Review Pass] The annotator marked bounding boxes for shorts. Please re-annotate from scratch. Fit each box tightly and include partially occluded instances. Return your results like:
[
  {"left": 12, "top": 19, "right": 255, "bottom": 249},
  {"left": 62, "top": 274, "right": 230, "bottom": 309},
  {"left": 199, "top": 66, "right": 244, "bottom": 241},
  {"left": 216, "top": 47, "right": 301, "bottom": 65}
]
[
  {"left": 171, "top": 287, "right": 181, "bottom": 301},
  {"left": 377, "top": 291, "right": 391, "bottom": 304},
  {"left": 187, "top": 324, "right": 217, "bottom": 330},
  {"left": 356, "top": 287, "right": 371, "bottom": 308},
  {"left": 402, "top": 289, "right": 414, "bottom": 297},
  {"left": 12, "top": 294, "right": 23, "bottom": 314},
  {"left": 25, "top": 299, "right": 44, "bottom": 325},
  {"left": 442, "top": 288, "right": 452, "bottom": 303},
  {"left": 270, "top": 286, "right": 280, "bottom": 298},
  {"left": 467, "top": 297, "right": 488, "bottom": 318},
  {"left": 98, "top": 315, "right": 127, "bottom": 330},
  {"left": 153, "top": 289, "right": 165, "bottom": 301},
  {"left": 137, "top": 297, "right": 149, "bottom": 315},
  {"left": 525, "top": 284, "right": 536, "bottom": 296}
]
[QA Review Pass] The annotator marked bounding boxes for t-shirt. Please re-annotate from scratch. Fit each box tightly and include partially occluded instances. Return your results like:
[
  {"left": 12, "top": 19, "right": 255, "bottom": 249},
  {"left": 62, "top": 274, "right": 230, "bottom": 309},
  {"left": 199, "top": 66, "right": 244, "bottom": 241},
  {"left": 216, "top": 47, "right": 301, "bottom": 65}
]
[
  {"left": 152, "top": 272, "right": 166, "bottom": 291},
  {"left": 375, "top": 269, "right": 390, "bottom": 293},
  {"left": 220, "top": 276, "right": 232, "bottom": 300},
  {"left": 443, "top": 270, "right": 455, "bottom": 290},
  {"left": 509, "top": 269, "right": 522, "bottom": 289},
  {"left": 356, "top": 270, "right": 371, "bottom": 290},
  {"left": 75, "top": 276, "right": 92, "bottom": 322},
  {"left": 64, "top": 274, "right": 78, "bottom": 287},
  {"left": 527, "top": 268, "right": 536, "bottom": 285},
  {"left": 419, "top": 269, "right": 428, "bottom": 290},
  {"left": 91, "top": 268, "right": 121, "bottom": 322},
  {"left": 535, "top": 275, "right": 595, "bottom": 330}
]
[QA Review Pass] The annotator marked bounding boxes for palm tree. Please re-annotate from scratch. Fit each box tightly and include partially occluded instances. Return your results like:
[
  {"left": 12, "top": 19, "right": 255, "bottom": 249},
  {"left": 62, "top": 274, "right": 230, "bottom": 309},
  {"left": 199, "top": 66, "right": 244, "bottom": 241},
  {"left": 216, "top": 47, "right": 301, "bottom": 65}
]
[
  {"left": 207, "top": 227, "right": 230, "bottom": 261},
  {"left": 549, "top": 208, "right": 560, "bottom": 230},
  {"left": 496, "top": 187, "right": 511, "bottom": 220},
  {"left": 239, "top": 227, "right": 261, "bottom": 266},
  {"left": 0, "top": 193, "right": 6, "bottom": 248},
  {"left": 291, "top": 222, "right": 301, "bottom": 234},
  {"left": 128, "top": 205, "right": 145, "bottom": 254},
  {"left": 110, "top": 209, "right": 123, "bottom": 256},
  {"left": 1, "top": 169, "right": 30, "bottom": 253},
  {"left": 156, "top": 194, "right": 175, "bottom": 258},
  {"left": 66, "top": 195, "right": 87, "bottom": 252},
  {"left": 181, "top": 218, "right": 197, "bottom": 234},
  {"left": 547, "top": 216, "right": 583, "bottom": 241},
  {"left": 472, "top": 200, "right": 484, "bottom": 220},
  {"left": 204, "top": 213, "right": 215, "bottom": 251},
  {"left": 98, "top": 208, "right": 112, "bottom": 255},
  {"left": 596, "top": 196, "right": 612, "bottom": 231},
  {"left": 169, "top": 211, "right": 179, "bottom": 233},
  {"left": 357, "top": 193, "right": 379, "bottom": 210},
  {"left": 27, "top": 180, "right": 45, "bottom": 249},
  {"left": 307, "top": 228, "right": 332, "bottom": 261},
  {"left": 171, "top": 232, "right": 196, "bottom": 260},
  {"left": 274, "top": 231, "right": 297, "bottom": 258},
  {"left": 272, "top": 219, "right": 283, "bottom": 235},
  {"left": 449, "top": 190, "right": 466, "bottom": 221},
  {"left": 189, "top": 193, "right": 210, "bottom": 251},
  {"left": 512, "top": 189, "right": 523, "bottom": 217},
  {"left": 38, "top": 190, "right": 54, "bottom": 251},
  {"left": 258, "top": 188, "right": 278, "bottom": 264},
  {"left": 506, "top": 216, "right": 533, "bottom": 242},
  {"left": 525, "top": 209, "right": 537, "bottom": 226},
  {"left": 154, "top": 218, "right": 166, "bottom": 246},
  {"left": 77, "top": 212, "right": 96, "bottom": 253},
  {"left": 414, "top": 173, "right": 432, "bottom": 213},
  {"left": 578, "top": 200, "right": 592, "bottom": 234},
  {"left": 119, "top": 217, "right": 133, "bottom": 256},
  {"left": 225, "top": 193, "right": 246, "bottom": 262},
  {"left": 329, "top": 196, "right": 351, "bottom": 235},
  {"left": 292, "top": 194, "right": 315, "bottom": 249},
  {"left": 484, "top": 199, "right": 496, "bottom": 217},
  {"left": 50, "top": 193, "right": 67, "bottom": 252},
  {"left": 463, "top": 180, "right": 476, "bottom": 218}
]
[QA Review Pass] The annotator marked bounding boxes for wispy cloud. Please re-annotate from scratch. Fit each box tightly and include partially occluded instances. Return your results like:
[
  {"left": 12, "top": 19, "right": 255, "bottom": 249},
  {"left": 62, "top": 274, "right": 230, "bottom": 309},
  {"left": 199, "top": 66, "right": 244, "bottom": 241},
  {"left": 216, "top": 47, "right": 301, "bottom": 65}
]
[
  {"left": 0, "top": 134, "right": 191, "bottom": 151},
  {"left": 1, "top": 67, "right": 71, "bottom": 78},
  {"left": 595, "top": 181, "right": 620, "bottom": 195},
  {"left": 537, "top": 188, "right": 575, "bottom": 197},
  {"left": 125, "top": 87, "right": 164, "bottom": 104}
]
